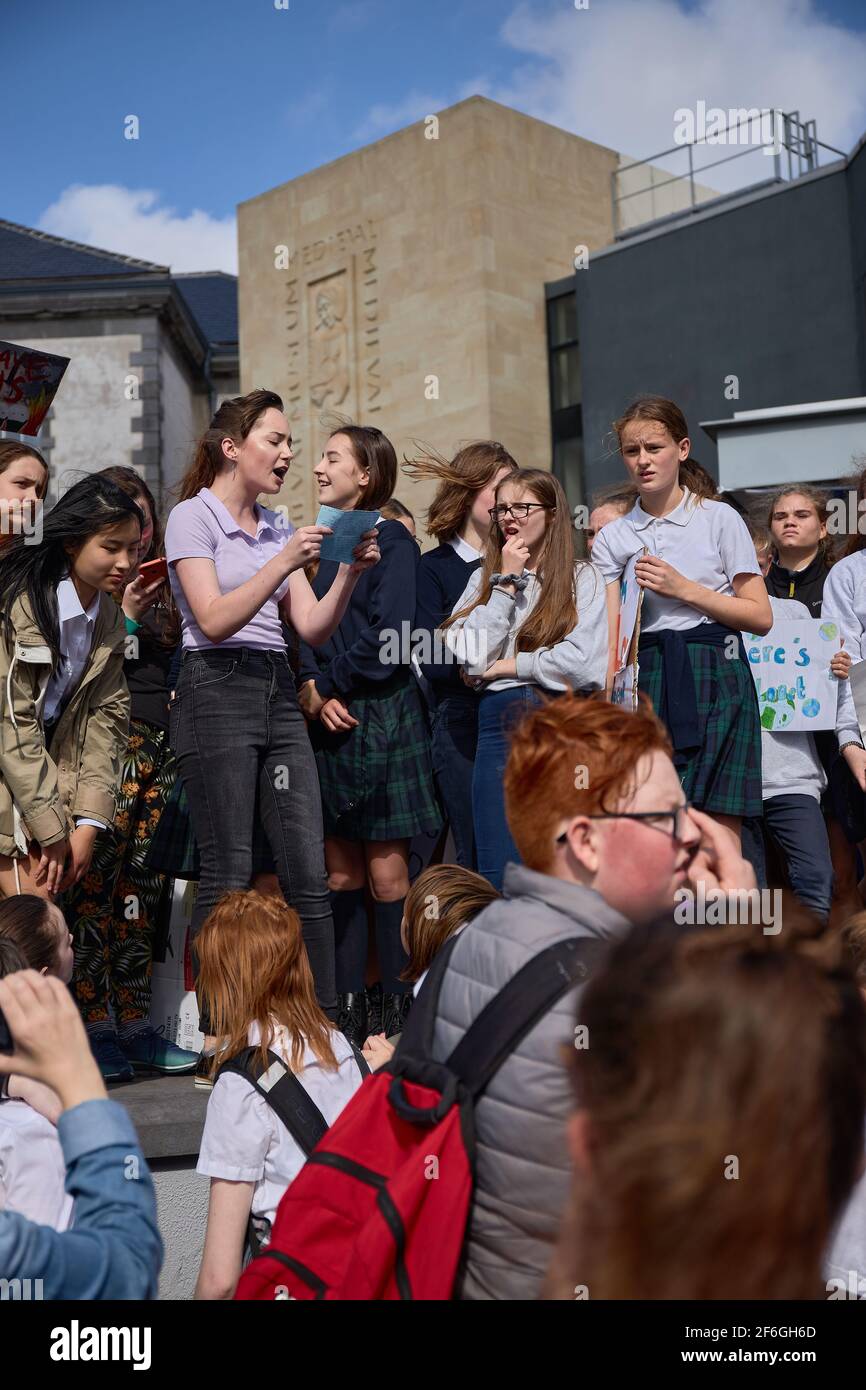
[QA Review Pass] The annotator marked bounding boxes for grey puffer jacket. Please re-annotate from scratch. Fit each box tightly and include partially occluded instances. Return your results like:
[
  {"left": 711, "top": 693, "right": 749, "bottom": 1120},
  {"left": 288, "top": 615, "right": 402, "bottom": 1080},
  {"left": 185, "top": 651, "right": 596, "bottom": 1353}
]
[{"left": 431, "top": 862, "right": 632, "bottom": 1301}]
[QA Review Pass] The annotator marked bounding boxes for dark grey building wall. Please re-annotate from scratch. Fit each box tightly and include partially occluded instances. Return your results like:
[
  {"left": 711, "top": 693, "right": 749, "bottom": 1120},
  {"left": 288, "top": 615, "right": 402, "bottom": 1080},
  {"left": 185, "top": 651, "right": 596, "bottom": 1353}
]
[{"left": 573, "top": 161, "right": 866, "bottom": 499}]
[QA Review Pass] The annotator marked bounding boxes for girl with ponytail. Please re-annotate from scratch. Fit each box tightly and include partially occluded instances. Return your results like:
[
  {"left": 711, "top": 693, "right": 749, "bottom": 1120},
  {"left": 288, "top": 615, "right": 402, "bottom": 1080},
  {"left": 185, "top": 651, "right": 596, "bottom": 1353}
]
[
  {"left": 164, "top": 390, "right": 380, "bottom": 1066},
  {"left": 591, "top": 395, "right": 772, "bottom": 845}
]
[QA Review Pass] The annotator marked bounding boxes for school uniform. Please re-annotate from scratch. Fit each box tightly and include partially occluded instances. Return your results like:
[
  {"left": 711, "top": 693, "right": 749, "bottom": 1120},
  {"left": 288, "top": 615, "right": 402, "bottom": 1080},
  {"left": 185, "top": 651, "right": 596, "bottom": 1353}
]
[
  {"left": 414, "top": 535, "right": 484, "bottom": 868},
  {"left": 445, "top": 562, "right": 607, "bottom": 891},
  {"left": 296, "top": 518, "right": 441, "bottom": 843},
  {"left": 739, "top": 598, "right": 832, "bottom": 920},
  {"left": 591, "top": 489, "right": 763, "bottom": 817},
  {"left": 197, "top": 1022, "right": 363, "bottom": 1251}
]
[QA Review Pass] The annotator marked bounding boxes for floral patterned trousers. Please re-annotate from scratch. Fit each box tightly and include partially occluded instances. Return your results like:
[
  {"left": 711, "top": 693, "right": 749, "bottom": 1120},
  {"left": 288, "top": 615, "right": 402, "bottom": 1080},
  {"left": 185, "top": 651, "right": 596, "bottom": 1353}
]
[{"left": 66, "top": 719, "right": 176, "bottom": 1026}]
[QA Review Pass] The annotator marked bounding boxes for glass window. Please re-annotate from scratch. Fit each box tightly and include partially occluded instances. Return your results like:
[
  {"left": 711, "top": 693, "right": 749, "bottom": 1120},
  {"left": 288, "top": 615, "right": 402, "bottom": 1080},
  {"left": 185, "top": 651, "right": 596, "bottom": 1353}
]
[
  {"left": 552, "top": 344, "right": 581, "bottom": 410},
  {"left": 548, "top": 293, "right": 578, "bottom": 348}
]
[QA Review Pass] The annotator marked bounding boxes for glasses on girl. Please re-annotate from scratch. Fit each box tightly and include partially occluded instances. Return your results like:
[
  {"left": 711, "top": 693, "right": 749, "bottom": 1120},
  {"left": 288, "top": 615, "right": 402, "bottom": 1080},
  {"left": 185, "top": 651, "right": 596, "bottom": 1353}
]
[{"left": 489, "top": 503, "right": 552, "bottom": 521}]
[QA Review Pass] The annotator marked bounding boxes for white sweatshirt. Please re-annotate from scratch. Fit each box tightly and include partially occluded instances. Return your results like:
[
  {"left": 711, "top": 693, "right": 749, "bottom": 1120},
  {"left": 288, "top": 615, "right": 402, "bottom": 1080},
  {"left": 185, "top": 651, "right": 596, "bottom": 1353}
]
[
  {"left": 820, "top": 551, "right": 866, "bottom": 748},
  {"left": 444, "top": 562, "right": 608, "bottom": 694}
]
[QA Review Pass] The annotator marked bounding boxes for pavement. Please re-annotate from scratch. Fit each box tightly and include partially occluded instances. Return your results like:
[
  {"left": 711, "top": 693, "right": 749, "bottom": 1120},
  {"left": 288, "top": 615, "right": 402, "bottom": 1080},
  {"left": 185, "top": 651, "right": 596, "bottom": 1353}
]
[{"left": 109, "top": 1072, "right": 209, "bottom": 1160}]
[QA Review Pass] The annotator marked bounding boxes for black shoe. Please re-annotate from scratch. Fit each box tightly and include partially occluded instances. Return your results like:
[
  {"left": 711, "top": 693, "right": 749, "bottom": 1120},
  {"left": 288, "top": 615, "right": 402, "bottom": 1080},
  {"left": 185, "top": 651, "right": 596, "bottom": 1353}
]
[
  {"left": 365, "top": 982, "right": 383, "bottom": 1037},
  {"left": 382, "top": 990, "right": 414, "bottom": 1041},
  {"left": 337, "top": 991, "right": 368, "bottom": 1049}
]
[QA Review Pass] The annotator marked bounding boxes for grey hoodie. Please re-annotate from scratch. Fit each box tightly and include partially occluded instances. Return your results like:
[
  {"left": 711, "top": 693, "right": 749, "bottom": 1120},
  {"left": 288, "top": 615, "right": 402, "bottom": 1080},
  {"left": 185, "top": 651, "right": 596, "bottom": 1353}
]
[{"left": 430, "top": 861, "right": 632, "bottom": 1300}]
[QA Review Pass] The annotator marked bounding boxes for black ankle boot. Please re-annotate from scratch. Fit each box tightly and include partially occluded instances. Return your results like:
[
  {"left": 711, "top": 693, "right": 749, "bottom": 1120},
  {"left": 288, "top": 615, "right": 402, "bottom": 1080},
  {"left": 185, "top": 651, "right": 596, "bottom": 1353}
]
[
  {"left": 382, "top": 990, "right": 414, "bottom": 1040},
  {"left": 365, "top": 982, "right": 383, "bottom": 1036},
  {"left": 336, "top": 991, "right": 368, "bottom": 1049}
]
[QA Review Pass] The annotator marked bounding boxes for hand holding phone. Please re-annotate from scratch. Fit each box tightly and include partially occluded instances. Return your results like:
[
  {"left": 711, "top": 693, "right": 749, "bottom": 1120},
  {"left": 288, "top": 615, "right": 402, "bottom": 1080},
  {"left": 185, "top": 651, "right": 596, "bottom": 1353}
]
[{"left": 137, "top": 556, "right": 168, "bottom": 586}]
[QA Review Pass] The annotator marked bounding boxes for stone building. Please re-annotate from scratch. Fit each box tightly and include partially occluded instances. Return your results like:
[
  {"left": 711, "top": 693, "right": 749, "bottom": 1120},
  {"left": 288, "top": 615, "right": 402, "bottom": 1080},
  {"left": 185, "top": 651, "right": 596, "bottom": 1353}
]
[
  {"left": 0, "top": 220, "right": 238, "bottom": 507},
  {"left": 238, "top": 95, "right": 702, "bottom": 537}
]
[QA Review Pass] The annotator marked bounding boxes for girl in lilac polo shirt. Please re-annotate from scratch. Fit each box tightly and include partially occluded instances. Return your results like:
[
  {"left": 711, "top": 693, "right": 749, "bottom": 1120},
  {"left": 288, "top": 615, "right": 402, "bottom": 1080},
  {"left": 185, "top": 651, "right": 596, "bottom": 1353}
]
[{"left": 164, "top": 389, "right": 379, "bottom": 1048}]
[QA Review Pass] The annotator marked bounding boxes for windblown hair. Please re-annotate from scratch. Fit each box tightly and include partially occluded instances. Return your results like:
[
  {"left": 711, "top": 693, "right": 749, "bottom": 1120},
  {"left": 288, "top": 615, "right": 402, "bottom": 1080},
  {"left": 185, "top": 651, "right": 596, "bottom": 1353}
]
[
  {"left": 442, "top": 469, "right": 586, "bottom": 653},
  {"left": 195, "top": 890, "right": 339, "bottom": 1078},
  {"left": 0, "top": 441, "right": 49, "bottom": 499},
  {"left": 0, "top": 474, "right": 142, "bottom": 667},
  {"left": 0, "top": 894, "right": 58, "bottom": 973},
  {"left": 546, "top": 918, "right": 866, "bottom": 1301},
  {"left": 400, "top": 865, "right": 499, "bottom": 983},
  {"left": 504, "top": 692, "right": 672, "bottom": 872},
  {"left": 613, "top": 395, "right": 718, "bottom": 503},
  {"left": 176, "top": 388, "right": 284, "bottom": 502},
  {"left": 402, "top": 441, "right": 518, "bottom": 542},
  {"left": 765, "top": 485, "right": 834, "bottom": 567}
]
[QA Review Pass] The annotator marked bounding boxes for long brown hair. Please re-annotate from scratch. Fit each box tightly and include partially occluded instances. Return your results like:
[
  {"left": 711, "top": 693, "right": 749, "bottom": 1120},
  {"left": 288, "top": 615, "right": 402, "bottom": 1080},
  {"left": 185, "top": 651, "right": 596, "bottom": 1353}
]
[
  {"left": 98, "top": 466, "right": 163, "bottom": 559},
  {"left": 765, "top": 485, "right": 834, "bottom": 567},
  {"left": 196, "top": 890, "right": 339, "bottom": 1077},
  {"left": 0, "top": 893, "right": 60, "bottom": 973},
  {"left": 402, "top": 441, "right": 518, "bottom": 541},
  {"left": 0, "top": 441, "right": 49, "bottom": 499},
  {"left": 612, "top": 396, "right": 718, "bottom": 503},
  {"left": 176, "top": 388, "right": 284, "bottom": 502},
  {"left": 400, "top": 865, "right": 500, "bottom": 983},
  {"left": 442, "top": 469, "right": 590, "bottom": 652},
  {"left": 547, "top": 916, "right": 866, "bottom": 1300}
]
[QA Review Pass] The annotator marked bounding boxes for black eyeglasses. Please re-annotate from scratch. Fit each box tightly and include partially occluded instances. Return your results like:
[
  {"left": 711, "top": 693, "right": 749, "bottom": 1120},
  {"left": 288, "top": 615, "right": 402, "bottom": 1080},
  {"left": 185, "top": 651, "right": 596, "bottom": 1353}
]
[
  {"left": 556, "top": 802, "right": 692, "bottom": 845},
  {"left": 489, "top": 503, "right": 553, "bottom": 521}
]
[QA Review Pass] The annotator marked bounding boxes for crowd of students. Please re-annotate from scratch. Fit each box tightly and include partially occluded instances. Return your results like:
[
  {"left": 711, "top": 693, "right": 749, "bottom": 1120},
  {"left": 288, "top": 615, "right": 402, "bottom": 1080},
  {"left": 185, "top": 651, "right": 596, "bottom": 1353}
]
[{"left": 1, "top": 389, "right": 866, "bottom": 1301}]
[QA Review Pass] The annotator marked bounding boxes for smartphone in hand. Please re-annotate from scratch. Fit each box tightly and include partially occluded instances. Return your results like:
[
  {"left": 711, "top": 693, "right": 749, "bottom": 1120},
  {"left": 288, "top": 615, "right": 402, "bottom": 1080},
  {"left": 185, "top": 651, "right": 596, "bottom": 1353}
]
[{"left": 138, "top": 556, "right": 168, "bottom": 585}]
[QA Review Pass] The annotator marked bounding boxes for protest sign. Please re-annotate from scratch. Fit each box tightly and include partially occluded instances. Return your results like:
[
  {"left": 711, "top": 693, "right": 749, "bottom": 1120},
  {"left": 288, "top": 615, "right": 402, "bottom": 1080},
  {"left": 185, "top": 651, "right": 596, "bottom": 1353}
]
[
  {"left": 0, "top": 340, "right": 70, "bottom": 436},
  {"left": 848, "top": 659, "right": 866, "bottom": 745},
  {"left": 611, "top": 550, "right": 645, "bottom": 710},
  {"left": 742, "top": 617, "right": 839, "bottom": 731}
]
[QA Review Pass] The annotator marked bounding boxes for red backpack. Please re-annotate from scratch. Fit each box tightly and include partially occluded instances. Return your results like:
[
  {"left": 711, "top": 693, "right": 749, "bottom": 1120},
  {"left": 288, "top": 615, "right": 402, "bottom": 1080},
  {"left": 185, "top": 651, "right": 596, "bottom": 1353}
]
[{"left": 234, "top": 932, "right": 605, "bottom": 1301}]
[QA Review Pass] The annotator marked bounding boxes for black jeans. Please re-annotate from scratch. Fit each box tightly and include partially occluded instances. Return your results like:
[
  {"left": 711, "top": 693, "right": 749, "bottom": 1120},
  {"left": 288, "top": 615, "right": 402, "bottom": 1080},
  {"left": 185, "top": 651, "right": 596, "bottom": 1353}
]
[
  {"left": 170, "top": 648, "right": 336, "bottom": 1020},
  {"left": 431, "top": 694, "right": 478, "bottom": 870}
]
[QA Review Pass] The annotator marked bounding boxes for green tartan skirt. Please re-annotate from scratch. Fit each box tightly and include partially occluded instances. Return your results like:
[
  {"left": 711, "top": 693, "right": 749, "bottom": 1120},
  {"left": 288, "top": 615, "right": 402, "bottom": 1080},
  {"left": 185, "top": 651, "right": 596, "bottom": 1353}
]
[
  {"left": 637, "top": 642, "right": 762, "bottom": 817},
  {"left": 310, "top": 675, "right": 442, "bottom": 841}
]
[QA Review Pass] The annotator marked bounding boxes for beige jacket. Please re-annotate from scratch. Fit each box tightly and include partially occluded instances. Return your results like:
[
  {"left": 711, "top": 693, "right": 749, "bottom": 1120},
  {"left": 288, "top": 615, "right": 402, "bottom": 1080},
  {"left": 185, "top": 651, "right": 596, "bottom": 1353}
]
[{"left": 0, "top": 592, "right": 130, "bottom": 856}]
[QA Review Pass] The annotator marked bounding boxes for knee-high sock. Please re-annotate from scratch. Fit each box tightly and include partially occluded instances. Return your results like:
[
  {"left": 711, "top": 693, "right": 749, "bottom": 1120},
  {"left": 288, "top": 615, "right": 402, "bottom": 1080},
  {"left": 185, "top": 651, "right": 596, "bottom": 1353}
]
[
  {"left": 374, "top": 898, "right": 410, "bottom": 994},
  {"left": 331, "top": 888, "right": 368, "bottom": 994}
]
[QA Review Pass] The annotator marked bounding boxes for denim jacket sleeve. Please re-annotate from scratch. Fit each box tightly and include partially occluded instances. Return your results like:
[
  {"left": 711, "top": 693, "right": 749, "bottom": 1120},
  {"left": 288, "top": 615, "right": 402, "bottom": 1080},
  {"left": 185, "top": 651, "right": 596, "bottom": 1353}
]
[{"left": 0, "top": 1099, "right": 162, "bottom": 1299}]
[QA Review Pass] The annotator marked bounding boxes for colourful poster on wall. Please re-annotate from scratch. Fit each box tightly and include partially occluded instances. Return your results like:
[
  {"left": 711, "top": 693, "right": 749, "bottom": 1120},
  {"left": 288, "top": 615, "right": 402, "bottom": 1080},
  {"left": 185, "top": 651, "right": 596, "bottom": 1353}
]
[
  {"left": 742, "top": 618, "right": 839, "bottom": 731},
  {"left": 0, "top": 340, "right": 70, "bottom": 436}
]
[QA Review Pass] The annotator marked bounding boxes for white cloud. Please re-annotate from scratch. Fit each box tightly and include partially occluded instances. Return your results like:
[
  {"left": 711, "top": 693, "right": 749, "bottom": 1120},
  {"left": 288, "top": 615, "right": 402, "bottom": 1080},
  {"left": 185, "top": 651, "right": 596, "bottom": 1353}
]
[
  {"left": 37, "top": 185, "right": 237, "bottom": 274},
  {"left": 494, "top": 0, "right": 866, "bottom": 180}
]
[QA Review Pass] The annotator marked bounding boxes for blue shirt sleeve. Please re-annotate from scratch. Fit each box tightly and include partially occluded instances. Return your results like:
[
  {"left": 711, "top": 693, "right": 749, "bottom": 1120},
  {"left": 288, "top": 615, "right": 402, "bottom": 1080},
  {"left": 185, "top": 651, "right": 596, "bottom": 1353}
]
[
  {"left": 0, "top": 1099, "right": 162, "bottom": 1300},
  {"left": 315, "top": 523, "right": 419, "bottom": 699}
]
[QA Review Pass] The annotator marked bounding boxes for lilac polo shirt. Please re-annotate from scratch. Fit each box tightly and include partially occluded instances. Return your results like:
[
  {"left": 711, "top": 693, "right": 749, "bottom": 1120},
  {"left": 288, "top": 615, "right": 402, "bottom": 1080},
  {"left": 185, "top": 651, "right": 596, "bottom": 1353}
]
[{"left": 164, "top": 487, "right": 295, "bottom": 649}]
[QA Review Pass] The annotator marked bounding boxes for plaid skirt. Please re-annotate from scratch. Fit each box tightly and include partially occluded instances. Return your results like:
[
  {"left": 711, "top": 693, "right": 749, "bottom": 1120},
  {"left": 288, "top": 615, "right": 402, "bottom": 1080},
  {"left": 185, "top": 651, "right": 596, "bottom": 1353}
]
[
  {"left": 638, "top": 643, "right": 762, "bottom": 817},
  {"left": 310, "top": 675, "right": 442, "bottom": 841}
]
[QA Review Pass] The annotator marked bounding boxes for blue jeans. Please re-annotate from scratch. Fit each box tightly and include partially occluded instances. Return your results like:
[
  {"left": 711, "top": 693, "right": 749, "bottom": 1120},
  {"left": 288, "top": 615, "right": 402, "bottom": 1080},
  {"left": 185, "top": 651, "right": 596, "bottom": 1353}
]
[
  {"left": 431, "top": 694, "right": 479, "bottom": 869},
  {"left": 170, "top": 648, "right": 336, "bottom": 1018},
  {"left": 472, "top": 686, "right": 543, "bottom": 891},
  {"left": 741, "top": 794, "right": 833, "bottom": 922}
]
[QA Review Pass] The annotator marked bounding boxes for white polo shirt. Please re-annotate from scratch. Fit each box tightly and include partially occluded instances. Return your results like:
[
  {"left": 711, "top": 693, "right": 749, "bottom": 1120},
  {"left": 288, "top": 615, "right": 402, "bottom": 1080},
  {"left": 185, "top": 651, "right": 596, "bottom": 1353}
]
[
  {"left": 197, "top": 1022, "right": 364, "bottom": 1244},
  {"left": 591, "top": 489, "right": 760, "bottom": 633},
  {"left": 0, "top": 1099, "right": 74, "bottom": 1231}
]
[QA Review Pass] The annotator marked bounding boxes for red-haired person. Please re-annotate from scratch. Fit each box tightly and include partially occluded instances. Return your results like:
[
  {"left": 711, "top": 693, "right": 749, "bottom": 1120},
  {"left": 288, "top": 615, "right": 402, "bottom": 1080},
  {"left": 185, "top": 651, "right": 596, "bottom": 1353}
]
[
  {"left": 591, "top": 396, "right": 772, "bottom": 849},
  {"left": 423, "top": 693, "right": 757, "bottom": 1300},
  {"left": 405, "top": 441, "right": 517, "bottom": 869},
  {"left": 193, "top": 892, "right": 366, "bottom": 1300}
]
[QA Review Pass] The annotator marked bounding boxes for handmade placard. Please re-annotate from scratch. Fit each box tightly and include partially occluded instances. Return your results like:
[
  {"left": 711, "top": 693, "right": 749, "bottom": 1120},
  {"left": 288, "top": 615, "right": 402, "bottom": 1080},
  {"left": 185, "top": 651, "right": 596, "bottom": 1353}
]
[
  {"left": 742, "top": 618, "right": 839, "bottom": 732},
  {"left": 0, "top": 340, "right": 70, "bottom": 436}
]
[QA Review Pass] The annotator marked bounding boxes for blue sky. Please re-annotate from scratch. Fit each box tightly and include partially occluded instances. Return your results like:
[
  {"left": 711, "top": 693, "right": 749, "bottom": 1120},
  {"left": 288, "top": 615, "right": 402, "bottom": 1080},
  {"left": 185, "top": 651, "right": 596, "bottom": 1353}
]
[{"left": 5, "top": 0, "right": 866, "bottom": 272}]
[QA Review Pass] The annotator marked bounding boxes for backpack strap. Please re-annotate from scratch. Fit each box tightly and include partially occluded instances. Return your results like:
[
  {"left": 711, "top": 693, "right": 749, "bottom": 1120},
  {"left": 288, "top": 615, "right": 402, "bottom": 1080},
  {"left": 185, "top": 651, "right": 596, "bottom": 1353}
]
[
  {"left": 217, "top": 1047, "right": 329, "bottom": 1156},
  {"left": 388, "top": 935, "right": 608, "bottom": 1124},
  {"left": 447, "top": 935, "right": 608, "bottom": 1099}
]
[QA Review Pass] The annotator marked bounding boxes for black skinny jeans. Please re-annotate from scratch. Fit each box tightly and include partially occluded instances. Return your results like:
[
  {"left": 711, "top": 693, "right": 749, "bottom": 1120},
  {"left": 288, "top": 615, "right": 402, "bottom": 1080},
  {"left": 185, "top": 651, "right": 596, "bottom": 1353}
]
[{"left": 170, "top": 648, "right": 336, "bottom": 1020}]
